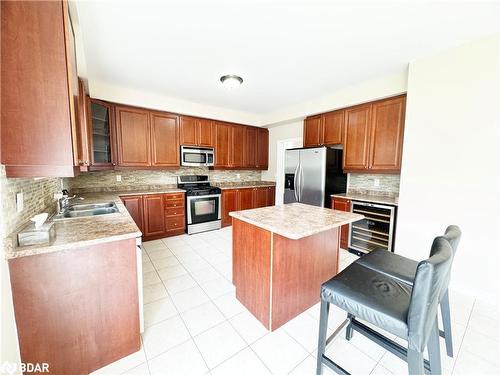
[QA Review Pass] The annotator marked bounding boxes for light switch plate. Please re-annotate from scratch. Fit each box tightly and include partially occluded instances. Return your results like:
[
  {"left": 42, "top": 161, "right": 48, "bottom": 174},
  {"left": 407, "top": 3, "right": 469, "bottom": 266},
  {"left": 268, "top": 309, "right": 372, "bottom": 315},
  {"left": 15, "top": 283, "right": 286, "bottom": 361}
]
[
  {"left": 16, "top": 192, "right": 24, "bottom": 212},
  {"left": 116, "top": 175, "right": 122, "bottom": 182}
]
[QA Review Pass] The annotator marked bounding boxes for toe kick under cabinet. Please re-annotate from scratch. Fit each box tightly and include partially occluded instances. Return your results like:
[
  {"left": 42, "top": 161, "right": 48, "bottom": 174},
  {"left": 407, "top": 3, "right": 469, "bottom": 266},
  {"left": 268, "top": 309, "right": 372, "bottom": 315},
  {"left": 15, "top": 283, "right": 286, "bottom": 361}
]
[{"left": 121, "top": 192, "right": 186, "bottom": 241}]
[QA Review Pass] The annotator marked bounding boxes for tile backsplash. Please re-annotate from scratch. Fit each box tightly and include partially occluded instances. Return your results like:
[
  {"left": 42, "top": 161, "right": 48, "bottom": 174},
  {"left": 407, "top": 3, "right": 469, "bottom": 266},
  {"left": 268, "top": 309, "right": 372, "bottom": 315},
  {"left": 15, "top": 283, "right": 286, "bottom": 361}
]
[
  {"left": 347, "top": 173, "right": 400, "bottom": 196},
  {"left": 0, "top": 165, "right": 64, "bottom": 237},
  {"left": 66, "top": 168, "right": 262, "bottom": 191}
]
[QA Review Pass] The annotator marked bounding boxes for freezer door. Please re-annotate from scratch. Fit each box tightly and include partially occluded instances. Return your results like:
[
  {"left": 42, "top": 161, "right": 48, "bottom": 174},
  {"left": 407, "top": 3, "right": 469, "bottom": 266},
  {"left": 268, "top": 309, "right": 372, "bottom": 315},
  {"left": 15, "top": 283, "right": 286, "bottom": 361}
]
[
  {"left": 298, "top": 148, "right": 326, "bottom": 207},
  {"left": 284, "top": 149, "right": 300, "bottom": 204}
]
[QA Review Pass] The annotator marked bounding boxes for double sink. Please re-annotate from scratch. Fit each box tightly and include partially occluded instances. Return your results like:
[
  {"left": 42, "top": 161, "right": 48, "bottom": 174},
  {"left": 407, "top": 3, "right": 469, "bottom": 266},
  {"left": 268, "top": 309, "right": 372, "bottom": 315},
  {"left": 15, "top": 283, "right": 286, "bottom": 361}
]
[{"left": 53, "top": 202, "right": 119, "bottom": 220}]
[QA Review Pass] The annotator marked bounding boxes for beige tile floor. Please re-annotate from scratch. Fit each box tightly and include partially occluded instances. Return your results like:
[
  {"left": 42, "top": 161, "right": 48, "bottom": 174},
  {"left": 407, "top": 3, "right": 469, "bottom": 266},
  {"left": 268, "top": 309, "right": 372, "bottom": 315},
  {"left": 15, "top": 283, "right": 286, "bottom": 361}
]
[{"left": 91, "top": 227, "right": 500, "bottom": 375}]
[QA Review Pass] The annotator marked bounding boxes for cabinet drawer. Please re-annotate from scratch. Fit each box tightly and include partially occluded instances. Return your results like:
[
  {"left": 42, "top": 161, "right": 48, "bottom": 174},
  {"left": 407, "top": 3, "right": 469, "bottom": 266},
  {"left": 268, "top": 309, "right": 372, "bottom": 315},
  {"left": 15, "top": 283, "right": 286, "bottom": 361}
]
[
  {"left": 165, "top": 207, "right": 185, "bottom": 217},
  {"left": 165, "top": 193, "right": 184, "bottom": 200},
  {"left": 165, "top": 199, "right": 184, "bottom": 208},
  {"left": 166, "top": 217, "right": 185, "bottom": 231}
]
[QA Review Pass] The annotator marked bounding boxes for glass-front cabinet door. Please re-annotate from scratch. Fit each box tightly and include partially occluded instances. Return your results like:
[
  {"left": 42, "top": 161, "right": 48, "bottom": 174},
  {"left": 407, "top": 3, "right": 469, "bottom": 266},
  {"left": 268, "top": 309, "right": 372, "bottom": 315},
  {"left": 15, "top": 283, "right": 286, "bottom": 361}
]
[{"left": 89, "top": 98, "right": 115, "bottom": 169}]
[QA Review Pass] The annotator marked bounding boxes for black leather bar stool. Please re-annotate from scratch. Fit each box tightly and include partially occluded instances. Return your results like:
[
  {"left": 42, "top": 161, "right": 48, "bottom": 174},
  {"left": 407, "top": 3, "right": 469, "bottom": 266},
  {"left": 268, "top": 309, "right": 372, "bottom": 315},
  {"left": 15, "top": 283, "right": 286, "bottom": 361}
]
[
  {"left": 355, "top": 225, "right": 461, "bottom": 357},
  {"left": 317, "top": 236, "right": 454, "bottom": 375}
]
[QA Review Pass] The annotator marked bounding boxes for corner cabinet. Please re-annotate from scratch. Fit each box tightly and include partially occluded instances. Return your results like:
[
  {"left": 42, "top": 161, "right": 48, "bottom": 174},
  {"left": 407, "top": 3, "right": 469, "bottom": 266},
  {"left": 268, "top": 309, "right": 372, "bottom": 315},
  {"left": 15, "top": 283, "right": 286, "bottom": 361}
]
[
  {"left": 88, "top": 98, "right": 116, "bottom": 170},
  {"left": 1, "top": 1, "right": 86, "bottom": 177}
]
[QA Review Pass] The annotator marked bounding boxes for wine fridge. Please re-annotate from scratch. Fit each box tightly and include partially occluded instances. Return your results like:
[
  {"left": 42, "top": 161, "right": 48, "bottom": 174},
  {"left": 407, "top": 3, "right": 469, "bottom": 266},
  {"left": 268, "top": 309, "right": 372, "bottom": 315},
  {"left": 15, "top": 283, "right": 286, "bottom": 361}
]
[{"left": 348, "top": 201, "right": 396, "bottom": 255}]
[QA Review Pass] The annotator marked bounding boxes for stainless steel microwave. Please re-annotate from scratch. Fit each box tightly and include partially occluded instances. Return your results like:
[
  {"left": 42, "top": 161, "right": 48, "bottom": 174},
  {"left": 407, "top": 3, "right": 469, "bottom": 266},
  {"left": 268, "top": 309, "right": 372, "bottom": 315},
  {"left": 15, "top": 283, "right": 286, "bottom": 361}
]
[{"left": 181, "top": 146, "right": 215, "bottom": 167}]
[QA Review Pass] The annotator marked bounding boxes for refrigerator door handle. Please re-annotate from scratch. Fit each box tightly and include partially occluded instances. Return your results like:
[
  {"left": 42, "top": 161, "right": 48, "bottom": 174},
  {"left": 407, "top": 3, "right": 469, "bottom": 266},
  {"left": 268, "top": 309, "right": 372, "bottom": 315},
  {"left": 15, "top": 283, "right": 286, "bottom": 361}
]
[
  {"left": 293, "top": 163, "right": 300, "bottom": 202},
  {"left": 299, "top": 165, "right": 304, "bottom": 201}
]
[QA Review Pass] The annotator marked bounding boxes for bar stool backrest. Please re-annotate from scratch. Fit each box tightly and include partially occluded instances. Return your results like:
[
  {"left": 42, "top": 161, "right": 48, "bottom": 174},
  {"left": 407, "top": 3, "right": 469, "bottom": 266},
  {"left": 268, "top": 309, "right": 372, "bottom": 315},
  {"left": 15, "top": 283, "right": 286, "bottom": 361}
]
[{"left": 407, "top": 237, "right": 453, "bottom": 352}]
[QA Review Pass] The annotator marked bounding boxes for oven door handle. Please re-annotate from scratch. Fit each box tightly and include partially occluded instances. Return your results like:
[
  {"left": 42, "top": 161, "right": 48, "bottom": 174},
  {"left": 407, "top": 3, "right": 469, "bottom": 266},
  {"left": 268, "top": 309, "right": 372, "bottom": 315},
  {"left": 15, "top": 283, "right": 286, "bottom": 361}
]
[{"left": 187, "top": 194, "right": 221, "bottom": 201}]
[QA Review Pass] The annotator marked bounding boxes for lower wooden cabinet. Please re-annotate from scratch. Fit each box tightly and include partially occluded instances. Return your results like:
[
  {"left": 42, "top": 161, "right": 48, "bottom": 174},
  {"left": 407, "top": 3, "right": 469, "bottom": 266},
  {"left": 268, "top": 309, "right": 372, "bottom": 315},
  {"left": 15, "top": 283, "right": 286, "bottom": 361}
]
[
  {"left": 121, "top": 192, "right": 185, "bottom": 240},
  {"left": 222, "top": 186, "right": 276, "bottom": 227},
  {"left": 331, "top": 197, "right": 351, "bottom": 249}
]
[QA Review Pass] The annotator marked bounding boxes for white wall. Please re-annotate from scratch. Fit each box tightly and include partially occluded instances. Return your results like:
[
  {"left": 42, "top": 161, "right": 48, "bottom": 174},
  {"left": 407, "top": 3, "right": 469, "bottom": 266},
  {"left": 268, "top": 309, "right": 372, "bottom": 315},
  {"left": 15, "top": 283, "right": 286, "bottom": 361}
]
[
  {"left": 89, "top": 80, "right": 262, "bottom": 126},
  {"left": 396, "top": 33, "right": 500, "bottom": 301}
]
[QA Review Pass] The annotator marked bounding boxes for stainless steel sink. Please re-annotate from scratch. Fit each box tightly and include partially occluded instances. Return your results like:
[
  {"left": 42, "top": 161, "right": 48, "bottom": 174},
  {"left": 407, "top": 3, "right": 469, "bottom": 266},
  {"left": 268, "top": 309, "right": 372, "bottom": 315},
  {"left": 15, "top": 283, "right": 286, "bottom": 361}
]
[{"left": 53, "top": 202, "right": 119, "bottom": 220}]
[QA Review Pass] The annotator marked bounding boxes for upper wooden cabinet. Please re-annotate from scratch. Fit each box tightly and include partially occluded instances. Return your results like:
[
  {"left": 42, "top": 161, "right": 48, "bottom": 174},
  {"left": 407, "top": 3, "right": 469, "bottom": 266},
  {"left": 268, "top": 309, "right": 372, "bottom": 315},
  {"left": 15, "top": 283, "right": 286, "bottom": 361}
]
[
  {"left": 256, "top": 128, "right": 269, "bottom": 170},
  {"left": 214, "top": 122, "right": 231, "bottom": 167},
  {"left": 151, "top": 112, "right": 179, "bottom": 167},
  {"left": 303, "top": 110, "right": 344, "bottom": 148},
  {"left": 88, "top": 98, "right": 116, "bottom": 170},
  {"left": 231, "top": 125, "right": 246, "bottom": 168},
  {"left": 343, "top": 104, "right": 372, "bottom": 171},
  {"left": 115, "top": 106, "right": 151, "bottom": 167},
  {"left": 245, "top": 127, "right": 258, "bottom": 168},
  {"left": 343, "top": 96, "right": 406, "bottom": 172},
  {"left": 1, "top": 1, "right": 84, "bottom": 177},
  {"left": 180, "top": 116, "right": 214, "bottom": 147},
  {"left": 369, "top": 96, "right": 406, "bottom": 171}
]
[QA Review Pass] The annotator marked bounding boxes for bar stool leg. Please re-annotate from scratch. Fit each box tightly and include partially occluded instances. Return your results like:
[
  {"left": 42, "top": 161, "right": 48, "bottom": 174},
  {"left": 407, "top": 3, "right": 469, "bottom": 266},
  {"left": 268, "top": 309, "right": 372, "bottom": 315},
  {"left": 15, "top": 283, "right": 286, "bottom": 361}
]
[
  {"left": 345, "top": 313, "right": 354, "bottom": 340},
  {"left": 407, "top": 348, "right": 425, "bottom": 375},
  {"left": 440, "top": 289, "right": 454, "bottom": 357},
  {"left": 316, "top": 300, "right": 330, "bottom": 375},
  {"left": 428, "top": 316, "right": 442, "bottom": 375}
]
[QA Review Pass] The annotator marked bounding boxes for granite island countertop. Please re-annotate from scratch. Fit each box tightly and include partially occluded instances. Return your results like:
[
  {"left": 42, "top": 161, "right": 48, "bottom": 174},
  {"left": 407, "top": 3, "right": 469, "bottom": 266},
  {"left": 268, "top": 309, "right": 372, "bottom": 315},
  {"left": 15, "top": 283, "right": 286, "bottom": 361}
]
[
  {"left": 331, "top": 192, "right": 399, "bottom": 206},
  {"left": 212, "top": 181, "right": 276, "bottom": 190},
  {"left": 229, "top": 202, "right": 364, "bottom": 240},
  {"left": 5, "top": 187, "right": 185, "bottom": 260}
]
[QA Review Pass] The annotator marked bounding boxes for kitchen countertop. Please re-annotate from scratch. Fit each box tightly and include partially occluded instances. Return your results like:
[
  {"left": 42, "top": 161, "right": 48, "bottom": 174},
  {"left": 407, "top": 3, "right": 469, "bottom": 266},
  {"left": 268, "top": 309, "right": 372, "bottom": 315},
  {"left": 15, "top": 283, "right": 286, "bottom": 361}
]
[
  {"left": 212, "top": 181, "right": 276, "bottom": 190},
  {"left": 5, "top": 188, "right": 185, "bottom": 260},
  {"left": 229, "top": 202, "right": 364, "bottom": 240},
  {"left": 332, "top": 192, "right": 399, "bottom": 206}
]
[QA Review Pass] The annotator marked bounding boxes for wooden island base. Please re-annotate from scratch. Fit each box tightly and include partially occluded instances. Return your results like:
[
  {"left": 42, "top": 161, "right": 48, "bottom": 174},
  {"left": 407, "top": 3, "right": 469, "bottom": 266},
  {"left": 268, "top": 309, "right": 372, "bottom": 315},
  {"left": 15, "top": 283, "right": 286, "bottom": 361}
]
[{"left": 232, "top": 218, "right": 340, "bottom": 330}]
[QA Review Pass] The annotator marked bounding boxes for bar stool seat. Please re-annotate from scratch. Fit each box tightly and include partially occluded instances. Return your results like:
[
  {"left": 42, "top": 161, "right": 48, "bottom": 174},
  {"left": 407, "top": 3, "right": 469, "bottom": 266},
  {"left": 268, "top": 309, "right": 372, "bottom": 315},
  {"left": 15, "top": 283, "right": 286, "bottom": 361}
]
[
  {"left": 356, "top": 249, "right": 417, "bottom": 285},
  {"left": 321, "top": 263, "right": 412, "bottom": 339}
]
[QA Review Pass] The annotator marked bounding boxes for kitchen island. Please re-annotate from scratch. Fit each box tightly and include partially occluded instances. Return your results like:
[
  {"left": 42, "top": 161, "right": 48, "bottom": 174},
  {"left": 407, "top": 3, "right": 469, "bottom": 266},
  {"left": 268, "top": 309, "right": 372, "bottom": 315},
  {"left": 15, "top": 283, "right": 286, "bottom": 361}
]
[{"left": 229, "top": 203, "right": 363, "bottom": 330}]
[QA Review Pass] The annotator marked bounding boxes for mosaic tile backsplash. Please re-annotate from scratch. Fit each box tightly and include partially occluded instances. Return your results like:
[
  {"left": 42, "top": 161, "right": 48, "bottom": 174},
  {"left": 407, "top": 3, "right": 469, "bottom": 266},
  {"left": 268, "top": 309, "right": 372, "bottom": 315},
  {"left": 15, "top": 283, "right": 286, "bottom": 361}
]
[
  {"left": 0, "top": 165, "right": 65, "bottom": 237},
  {"left": 66, "top": 168, "right": 262, "bottom": 191},
  {"left": 347, "top": 173, "right": 400, "bottom": 196}
]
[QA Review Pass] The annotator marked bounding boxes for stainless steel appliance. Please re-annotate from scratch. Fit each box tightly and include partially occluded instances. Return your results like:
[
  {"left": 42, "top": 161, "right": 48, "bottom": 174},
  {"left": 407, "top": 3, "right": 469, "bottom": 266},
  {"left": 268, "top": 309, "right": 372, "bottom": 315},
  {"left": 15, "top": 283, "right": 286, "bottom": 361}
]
[
  {"left": 180, "top": 146, "right": 214, "bottom": 167},
  {"left": 348, "top": 201, "right": 396, "bottom": 255},
  {"left": 283, "top": 146, "right": 347, "bottom": 207},
  {"left": 177, "top": 175, "right": 221, "bottom": 234}
]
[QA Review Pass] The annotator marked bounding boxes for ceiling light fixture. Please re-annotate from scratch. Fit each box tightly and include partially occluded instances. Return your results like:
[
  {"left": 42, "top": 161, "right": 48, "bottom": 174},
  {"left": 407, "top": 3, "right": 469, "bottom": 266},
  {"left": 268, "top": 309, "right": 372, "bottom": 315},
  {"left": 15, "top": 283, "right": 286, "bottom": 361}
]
[{"left": 220, "top": 75, "right": 243, "bottom": 89}]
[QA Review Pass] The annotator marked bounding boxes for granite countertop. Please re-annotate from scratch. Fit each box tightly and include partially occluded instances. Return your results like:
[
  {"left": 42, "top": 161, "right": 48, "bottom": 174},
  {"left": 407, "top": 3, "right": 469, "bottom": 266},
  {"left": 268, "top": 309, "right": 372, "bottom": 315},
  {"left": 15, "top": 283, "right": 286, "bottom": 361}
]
[
  {"left": 229, "top": 202, "right": 364, "bottom": 240},
  {"left": 212, "top": 181, "right": 276, "bottom": 190},
  {"left": 5, "top": 188, "right": 185, "bottom": 260},
  {"left": 332, "top": 192, "right": 399, "bottom": 206}
]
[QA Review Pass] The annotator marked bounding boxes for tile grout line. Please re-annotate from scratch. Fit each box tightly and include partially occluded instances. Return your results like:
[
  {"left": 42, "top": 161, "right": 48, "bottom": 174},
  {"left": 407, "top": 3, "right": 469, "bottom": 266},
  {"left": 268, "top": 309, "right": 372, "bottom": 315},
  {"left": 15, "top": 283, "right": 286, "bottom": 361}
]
[{"left": 450, "top": 298, "right": 476, "bottom": 375}]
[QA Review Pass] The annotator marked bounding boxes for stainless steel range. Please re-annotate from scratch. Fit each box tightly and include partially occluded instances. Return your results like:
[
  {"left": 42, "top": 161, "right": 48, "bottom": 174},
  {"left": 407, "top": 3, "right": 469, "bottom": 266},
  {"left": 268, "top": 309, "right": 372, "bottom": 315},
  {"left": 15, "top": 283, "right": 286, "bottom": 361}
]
[{"left": 177, "top": 175, "right": 222, "bottom": 235}]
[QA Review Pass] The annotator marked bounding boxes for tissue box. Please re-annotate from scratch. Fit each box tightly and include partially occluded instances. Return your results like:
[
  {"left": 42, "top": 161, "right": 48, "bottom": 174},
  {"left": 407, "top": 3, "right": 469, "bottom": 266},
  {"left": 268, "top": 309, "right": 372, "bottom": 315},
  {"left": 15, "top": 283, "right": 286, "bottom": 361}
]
[{"left": 17, "top": 221, "right": 56, "bottom": 247}]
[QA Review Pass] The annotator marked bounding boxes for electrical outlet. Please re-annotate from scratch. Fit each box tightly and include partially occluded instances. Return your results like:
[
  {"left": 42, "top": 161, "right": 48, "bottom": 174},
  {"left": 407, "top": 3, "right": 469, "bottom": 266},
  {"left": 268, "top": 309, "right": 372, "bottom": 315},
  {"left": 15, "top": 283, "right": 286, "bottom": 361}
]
[
  {"left": 16, "top": 192, "right": 24, "bottom": 212},
  {"left": 374, "top": 178, "right": 380, "bottom": 187},
  {"left": 236, "top": 173, "right": 241, "bottom": 179},
  {"left": 116, "top": 175, "right": 122, "bottom": 182}
]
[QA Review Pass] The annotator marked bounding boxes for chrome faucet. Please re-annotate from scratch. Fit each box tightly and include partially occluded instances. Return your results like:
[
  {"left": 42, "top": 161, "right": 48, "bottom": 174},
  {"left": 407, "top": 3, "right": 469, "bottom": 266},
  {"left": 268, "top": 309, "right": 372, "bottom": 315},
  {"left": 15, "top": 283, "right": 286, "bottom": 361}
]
[{"left": 57, "top": 195, "right": 84, "bottom": 214}]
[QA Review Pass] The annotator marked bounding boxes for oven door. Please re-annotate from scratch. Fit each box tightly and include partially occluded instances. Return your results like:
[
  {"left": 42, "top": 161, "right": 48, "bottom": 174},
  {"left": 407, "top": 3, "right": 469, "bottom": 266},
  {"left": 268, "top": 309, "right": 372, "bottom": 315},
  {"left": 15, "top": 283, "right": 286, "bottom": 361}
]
[{"left": 187, "top": 194, "right": 221, "bottom": 225}]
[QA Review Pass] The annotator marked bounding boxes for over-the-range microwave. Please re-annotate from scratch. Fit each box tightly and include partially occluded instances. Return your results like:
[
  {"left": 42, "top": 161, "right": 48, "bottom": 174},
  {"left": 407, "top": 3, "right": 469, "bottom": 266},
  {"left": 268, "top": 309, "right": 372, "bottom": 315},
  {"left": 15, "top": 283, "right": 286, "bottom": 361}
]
[{"left": 180, "top": 146, "right": 215, "bottom": 167}]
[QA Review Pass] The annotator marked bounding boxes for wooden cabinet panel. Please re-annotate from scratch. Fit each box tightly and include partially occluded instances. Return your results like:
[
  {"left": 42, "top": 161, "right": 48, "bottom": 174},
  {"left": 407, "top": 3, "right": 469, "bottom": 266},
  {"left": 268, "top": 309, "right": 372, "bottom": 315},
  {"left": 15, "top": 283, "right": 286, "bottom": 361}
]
[
  {"left": 266, "top": 186, "right": 276, "bottom": 206},
  {"left": 245, "top": 127, "right": 258, "bottom": 168},
  {"left": 1, "top": 1, "right": 79, "bottom": 177},
  {"left": 151, "top": 112, "right": 179, "bottom": 167},
  {"left": 88, "top": 99, "right": 116, "bottom": 170},
  {"left": 215, "top": 122, "right": 231, "bottom": 167},
  {"left": 253, "top": 188, "right": 268, "bottom": 208},
  {"left": 198, "top": 119, "right": 214, "bottom": 147},
  {"left": 369, "top": 96, "right": 406, "bottom": 172},
  {"left": 143, "top": 194, "right": 166, "bottom": 238},
  {"left": 121, "top": 196, "right": 144, "bottom": 234},
  {"left": 222, "top": 189, "right": 238, "bottom": 227},
  {"left": 256, "top": 128, "right": 269, "bottom": 169},
  {"left": 115, "top": 106, "right": 151, "bottom": 167},
  {"left": 323, "top": 110, "right": 344, "bottom": 145},
  {"left": 343, "top": 104, "right": 371, "bottom": 171},
  {"left": 76, "top": 79, "right": 91, "bottom": 170},
  {"left": 180, "top": 116, "right": 198, "bottom": 146},
  {"left": 237, "top": 188, "right": 254, "bottom": 210},
  {"left": 231, "top": 125, "right": 246, "bottom": 168},
  {"left": 332, "top": 197, "right": 351, "bottom": 249},
  {"left": 303, "top": 115, "right": 323, "bottom": 147}
]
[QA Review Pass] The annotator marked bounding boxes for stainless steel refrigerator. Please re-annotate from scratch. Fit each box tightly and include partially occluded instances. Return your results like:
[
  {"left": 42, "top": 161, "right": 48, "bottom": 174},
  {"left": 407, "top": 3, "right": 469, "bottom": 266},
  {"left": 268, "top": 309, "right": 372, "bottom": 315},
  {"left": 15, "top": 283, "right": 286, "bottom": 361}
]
[{"left": 283, "top": 147, "right": 347, "bottom": 207}]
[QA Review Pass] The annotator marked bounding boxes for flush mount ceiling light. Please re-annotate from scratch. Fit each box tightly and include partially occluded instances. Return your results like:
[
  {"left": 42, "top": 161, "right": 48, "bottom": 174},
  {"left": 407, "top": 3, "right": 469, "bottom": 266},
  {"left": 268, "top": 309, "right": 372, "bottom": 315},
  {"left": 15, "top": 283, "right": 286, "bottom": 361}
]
[{"left": 220, "top": 75, "right": 243, "bottom": 89}]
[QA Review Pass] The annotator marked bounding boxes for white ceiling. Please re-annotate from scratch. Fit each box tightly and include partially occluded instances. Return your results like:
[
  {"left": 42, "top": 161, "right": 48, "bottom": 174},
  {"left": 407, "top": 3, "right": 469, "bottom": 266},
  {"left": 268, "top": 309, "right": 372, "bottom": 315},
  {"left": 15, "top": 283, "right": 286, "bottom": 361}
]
[{"left": 76, "top": 0, "right": 500, "bottom": 115}]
